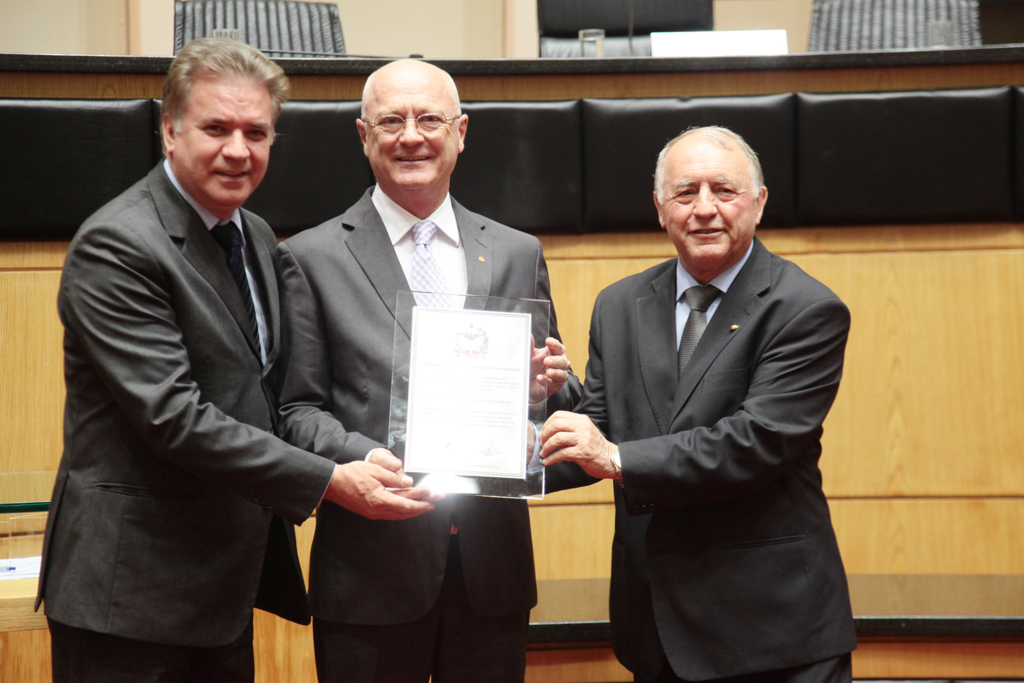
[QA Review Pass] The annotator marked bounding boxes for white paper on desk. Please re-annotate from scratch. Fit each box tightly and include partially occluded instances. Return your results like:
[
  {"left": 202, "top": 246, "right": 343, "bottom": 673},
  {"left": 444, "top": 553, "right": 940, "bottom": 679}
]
[
  {"left": 404, "top": 307, "right": 531, "bottom": 479},
  {"left": 0, "top": 555, "right": 41, "bottom": 580}
]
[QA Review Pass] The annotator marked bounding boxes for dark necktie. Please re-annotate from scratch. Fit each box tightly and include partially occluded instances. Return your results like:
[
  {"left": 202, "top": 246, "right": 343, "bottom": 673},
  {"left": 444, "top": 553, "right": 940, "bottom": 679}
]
[
  {"left": 678, "top": 284, "right": 720, "bottom": 377},
  {"left": 210, "top": 221, "right": 260, "bottom": 348}
]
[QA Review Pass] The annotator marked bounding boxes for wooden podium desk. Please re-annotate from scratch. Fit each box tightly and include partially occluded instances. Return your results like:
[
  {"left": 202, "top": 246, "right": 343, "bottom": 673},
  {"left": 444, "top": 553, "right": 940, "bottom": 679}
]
[
  {"left": 526, "top": 575, "right": 1024, "bottom": 682},
  {"left": 5, "top": 574, "right": 1023, "bottom": 682},
  {"left": 5, "top": 45, "right": 1024, "bottom": 101}
]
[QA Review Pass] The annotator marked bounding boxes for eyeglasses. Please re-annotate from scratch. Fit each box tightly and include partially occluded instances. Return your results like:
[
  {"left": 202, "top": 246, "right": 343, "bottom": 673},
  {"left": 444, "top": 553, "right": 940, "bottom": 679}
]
[{"left": 363, "top": 113, "right": 458, "bottom": 136}]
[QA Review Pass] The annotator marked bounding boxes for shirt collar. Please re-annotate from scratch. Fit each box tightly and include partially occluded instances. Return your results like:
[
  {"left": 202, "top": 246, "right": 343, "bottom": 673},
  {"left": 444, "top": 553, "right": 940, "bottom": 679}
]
[
  {"left": 676, "top": 240, "right": 755, "bottom": 298},
  {"left": 163, "top": 159, "right": 244, "bottom": 235},
  {"left": 371, "top": 186, "right": 460, "bottom": 247}
]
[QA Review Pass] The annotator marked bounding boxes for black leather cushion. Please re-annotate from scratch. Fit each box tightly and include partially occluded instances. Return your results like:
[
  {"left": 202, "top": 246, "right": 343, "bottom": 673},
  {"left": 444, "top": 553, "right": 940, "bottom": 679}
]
[
  {"left": 1013, "top": 88, "right": 1024, "bottom": 220},
  {"left": 582, "top": 95, "right": 796, "bottom": 233},
  {"left": 537, "top": 0, "right": 712, "bottom": 36},
  {"left": 0, "top": 99, "right": 156, "bottom": 240},
  {"left": 452, "top": 101, "right": 583, "bottom": 234},
  {"left": 244, "top": 101, "right": 372, "bottom": 234},
  {"left": 799, "top": 88, "right": 1013, "bottom": 224}
]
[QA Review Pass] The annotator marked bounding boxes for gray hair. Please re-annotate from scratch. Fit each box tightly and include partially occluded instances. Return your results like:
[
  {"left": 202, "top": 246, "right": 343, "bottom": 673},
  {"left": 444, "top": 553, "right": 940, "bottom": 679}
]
[
  {"left": 654, "top": 126, "right": 764, "bottom": 202},
  {"left": 162, "top": 38, "right": 290, "bottom": 143},
  {"left": 360, "top": 59, "right": 462, "bottom": 120}
]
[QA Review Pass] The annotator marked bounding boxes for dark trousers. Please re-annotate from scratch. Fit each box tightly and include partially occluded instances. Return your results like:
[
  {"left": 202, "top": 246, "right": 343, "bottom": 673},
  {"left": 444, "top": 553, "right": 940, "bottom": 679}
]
[
  {"left": 638, "top": 653, "right": 852, "bottom": 683},
  {"left": 48, "top": 617, "right": 255, "bottom": 683},
  {"left": 313, "top": 536, "right": 529, "bottom": 683}
]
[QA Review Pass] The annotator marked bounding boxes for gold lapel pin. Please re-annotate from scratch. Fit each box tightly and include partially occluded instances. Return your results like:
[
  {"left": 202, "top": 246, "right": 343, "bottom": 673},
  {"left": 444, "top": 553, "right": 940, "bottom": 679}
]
[
  {"left": 730, "top": 325, "right": 740, "bottom": 331},
  {"left": 478, "top": 256, "right": 486, "bottom": 262}
]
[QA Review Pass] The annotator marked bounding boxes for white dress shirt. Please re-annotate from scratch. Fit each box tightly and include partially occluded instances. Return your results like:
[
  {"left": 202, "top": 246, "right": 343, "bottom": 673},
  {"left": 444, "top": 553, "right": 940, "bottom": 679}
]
[{"left": 371, "top": 185, "right": 469, "bottom": 300}]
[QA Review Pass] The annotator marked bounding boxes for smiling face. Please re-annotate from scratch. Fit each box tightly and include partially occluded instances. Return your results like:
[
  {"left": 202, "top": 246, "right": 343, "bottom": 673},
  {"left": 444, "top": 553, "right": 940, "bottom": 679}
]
[
  {"left": 162, "top": 76, "right": 273, "bottom": 220},
  {"left": 654, "top": 134, "right": 768, "bottom": 284},
  {"left": 357, "top": 60, "right": 467, "bottom": 219}
]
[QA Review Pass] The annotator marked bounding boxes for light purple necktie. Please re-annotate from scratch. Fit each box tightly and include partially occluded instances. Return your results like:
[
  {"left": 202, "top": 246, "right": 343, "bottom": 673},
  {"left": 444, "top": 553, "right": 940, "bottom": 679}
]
[{"left": 411, "top": 220, "right": 452, "bottom": 309}]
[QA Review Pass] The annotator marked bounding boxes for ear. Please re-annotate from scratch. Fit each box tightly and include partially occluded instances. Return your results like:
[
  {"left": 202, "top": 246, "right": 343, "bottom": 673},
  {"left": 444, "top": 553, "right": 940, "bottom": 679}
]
[
  {"left": 455, "top": 114, "right": 468, "bottom": 154},
  {"left": 754, "top": 186, "right": 768, "bottom": 225},
  {"left": 161, "top": 114, "right": 176, "bottom": 158},
  {"left": 356, "top": 117, "right": 370, "bottom": 157},
  {"left": 653, "top": 191, "right": 668, "bottom": 231}
]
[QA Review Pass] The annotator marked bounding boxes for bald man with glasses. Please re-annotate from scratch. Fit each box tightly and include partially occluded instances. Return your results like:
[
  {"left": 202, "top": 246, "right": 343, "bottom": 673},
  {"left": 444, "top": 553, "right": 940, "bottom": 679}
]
[{"left": 274, "top": 59, "right": 581, "bottom": 683}]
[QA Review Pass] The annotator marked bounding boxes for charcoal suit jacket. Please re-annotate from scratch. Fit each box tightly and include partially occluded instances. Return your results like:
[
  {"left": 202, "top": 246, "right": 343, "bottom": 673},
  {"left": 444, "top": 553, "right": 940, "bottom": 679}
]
[
  {"left": 37, "top": 164, "right": 336, "bottom": 646},
  {"left": 561, "top": 237, "right": 857, "bottom": 680},
  {"left": 275, "top": 189, "right": 582, "bottom": 625}
]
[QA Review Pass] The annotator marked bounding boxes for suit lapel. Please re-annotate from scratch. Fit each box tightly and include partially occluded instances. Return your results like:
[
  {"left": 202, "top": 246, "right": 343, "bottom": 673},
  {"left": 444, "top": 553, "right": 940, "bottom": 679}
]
[
  {"left": 343, "top": 191, "right": 413, "bottom": 334},
  {"left": 454, "top": 200, "right": 493, "bottom": 299},
  {"left": 637, "top": 262, "right": 678, "bottom": 435},
  {"left": 669, "top": 238, "right": 772, "bottom": 422},
  {"left": 149, "top": 166, "right": 261, "bottom": 359},
  {"left": 243, "top": 210, "right": 280, "bottom": 370}
]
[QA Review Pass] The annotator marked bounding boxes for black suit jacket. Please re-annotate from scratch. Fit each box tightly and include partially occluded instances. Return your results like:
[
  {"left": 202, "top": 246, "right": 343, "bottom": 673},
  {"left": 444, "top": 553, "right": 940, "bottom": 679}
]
[
  {"left": 37, "top": 165, "right": 336, "bottom": 647},
  {"left": 275, "top": 189, "right": 582, "bottom": 624},
  {"left": 564, "top": 238, "right": 857, "bottom": 680}
]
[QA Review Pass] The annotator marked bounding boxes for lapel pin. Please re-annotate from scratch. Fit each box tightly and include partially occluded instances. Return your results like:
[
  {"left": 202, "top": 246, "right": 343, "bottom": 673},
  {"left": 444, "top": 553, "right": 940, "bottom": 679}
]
[
  {"left": 730, "top": 325, "right": 740, "bottom": 331},
  {"left": 478, "top": 256, "right": 486, "bottom": 262}
]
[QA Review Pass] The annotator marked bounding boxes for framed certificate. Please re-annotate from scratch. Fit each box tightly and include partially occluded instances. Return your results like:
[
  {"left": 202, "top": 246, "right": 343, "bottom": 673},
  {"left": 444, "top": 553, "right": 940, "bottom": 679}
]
[{"left": 387, "top": 292, "right": 550, "bottom": 498}]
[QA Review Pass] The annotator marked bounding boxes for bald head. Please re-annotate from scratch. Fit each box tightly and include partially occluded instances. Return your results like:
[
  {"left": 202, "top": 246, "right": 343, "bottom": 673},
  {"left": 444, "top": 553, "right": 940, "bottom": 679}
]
[{"left": 361, "top": 59, "right": 461, "bottom": 120}]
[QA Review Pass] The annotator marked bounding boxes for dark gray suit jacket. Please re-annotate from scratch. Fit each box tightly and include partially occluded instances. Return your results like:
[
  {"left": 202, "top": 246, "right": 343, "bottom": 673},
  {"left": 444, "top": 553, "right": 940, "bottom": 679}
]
[
  {"left": 563, "top": 238, "right": 857, "bottom": 680},
  {"left": 37, "top": 164, "right": 336, "bottom": 647},
  {"left": 275, "top": 189, "right": 582, "bottom": 625}
]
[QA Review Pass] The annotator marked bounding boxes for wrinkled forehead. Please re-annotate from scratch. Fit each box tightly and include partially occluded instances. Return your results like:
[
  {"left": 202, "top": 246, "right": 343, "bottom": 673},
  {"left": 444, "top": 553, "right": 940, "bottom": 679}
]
[{"left": 666, "top": 137, "right": 755, "bottom": 187}]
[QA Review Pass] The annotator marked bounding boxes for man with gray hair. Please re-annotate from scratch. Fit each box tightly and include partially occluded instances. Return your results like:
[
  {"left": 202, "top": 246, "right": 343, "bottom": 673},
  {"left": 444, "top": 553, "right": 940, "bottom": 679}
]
[
  {"left": 540, "top": 126, "right": 857, "bottom": 683},
  {"left": 38, "top": 38, "right": 436, "bottom": 682},
  {"left": 275, "top": 58, "right": 579, "bottom": 682}
]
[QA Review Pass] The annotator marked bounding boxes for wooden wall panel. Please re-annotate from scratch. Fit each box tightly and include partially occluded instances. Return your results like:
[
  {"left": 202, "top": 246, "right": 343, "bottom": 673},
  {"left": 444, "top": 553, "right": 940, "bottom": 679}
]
[
  {"left": 852, "top": 641, "right": 1024, "bottom": 678},
  {"left": 253, "top": 612, "right": 316, "bottom": 683},
  {"left": 525, "top": 648, "right": 631, "bottom": 683},
  {"left": 530, "top": 499, "right": 1024, "bottom": 580},
  {"left": 546, "top": 257, "right": 669, "bottom": 384},
  {"left": 797, "top": 249, "right": 1024, "bottom": 498},
  {"left": 831, "top": 499, "right": 1024, "bottom": 574},
  {"left": 534, "top": 478, "right": 615, "bottom": 506},
  {"left": 529, "top": 504, "right": 615, "bottom": 581},
  {"left": 0, "top": 270, "right": 65, "bottom": 479},
  {"left": 0, "top": 628, "right": 51, "bottom": 682}
]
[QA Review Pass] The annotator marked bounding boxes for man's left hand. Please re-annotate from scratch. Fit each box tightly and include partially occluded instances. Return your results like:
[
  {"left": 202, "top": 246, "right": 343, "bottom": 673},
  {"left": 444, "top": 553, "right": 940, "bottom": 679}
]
[
  {"left": 530, "top": 337, "right": 571, "bottom": 402},
  {"left": 539, "top": 411, "right": 618, "bottom": 480}
]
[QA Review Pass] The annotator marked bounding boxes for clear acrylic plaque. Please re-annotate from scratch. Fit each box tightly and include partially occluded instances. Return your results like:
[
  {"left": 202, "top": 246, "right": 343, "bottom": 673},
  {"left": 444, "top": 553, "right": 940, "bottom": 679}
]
[{"left": 388, "top": 291, "right": 550, "bottom": 499}]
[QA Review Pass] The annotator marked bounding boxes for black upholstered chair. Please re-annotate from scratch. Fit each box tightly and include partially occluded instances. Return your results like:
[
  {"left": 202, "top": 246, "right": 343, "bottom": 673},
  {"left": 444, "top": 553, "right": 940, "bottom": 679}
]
[
  {"left": 452, "top": 101, "right": 584, "bottom": 234},
  {"left": 797, "top": 87, "right": 1012, "bottom": 224},
  {"left": 0, "top": 99, "right": 158, "bottom": 240},
  {"left": 537, "top": 0, "right": 713, "bottom": 57},
  {"left": 174, "top": 0, "right": 346, "bottom": 57},
  {"left": 244, "top": 101, "right": 371, "bottom": 234},
  {"left": 581, "top": 95, "right": 797, "bottom": 232},
  {"left": 808, "top": 0, "right": 981, "bottom": 51}
]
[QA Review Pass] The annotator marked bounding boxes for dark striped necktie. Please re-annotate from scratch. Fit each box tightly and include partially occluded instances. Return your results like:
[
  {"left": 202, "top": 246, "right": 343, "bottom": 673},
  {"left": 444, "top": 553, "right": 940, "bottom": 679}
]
[{"left": 210, "top": 221, "right": 260, "bottom": 348}]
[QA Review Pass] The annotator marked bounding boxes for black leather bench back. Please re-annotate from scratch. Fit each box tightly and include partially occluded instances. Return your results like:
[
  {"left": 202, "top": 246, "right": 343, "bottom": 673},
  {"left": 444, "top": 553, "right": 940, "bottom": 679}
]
[{"left": 1, "top": 88, "right": 1019, "bottom": 240}]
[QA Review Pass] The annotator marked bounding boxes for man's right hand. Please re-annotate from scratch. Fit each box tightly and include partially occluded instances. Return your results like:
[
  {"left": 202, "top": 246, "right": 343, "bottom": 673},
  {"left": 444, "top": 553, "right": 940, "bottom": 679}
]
[{"left": 323, "top": 459, "right": 443, "bottom": 521}]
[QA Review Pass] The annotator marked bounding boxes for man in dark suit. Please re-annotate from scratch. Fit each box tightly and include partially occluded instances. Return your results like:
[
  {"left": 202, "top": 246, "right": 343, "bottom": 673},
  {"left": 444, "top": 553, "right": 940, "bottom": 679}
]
[
  {"left": 38, "top": 39, "right": 436, "bottom": 683},
  {"left": 540, "top": 126, "right": 857, "bottom": 683},
  {"left": 275, "top": 59, "right": 580, "bottom": 683}
]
